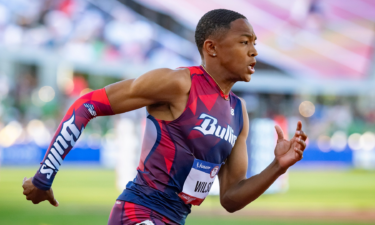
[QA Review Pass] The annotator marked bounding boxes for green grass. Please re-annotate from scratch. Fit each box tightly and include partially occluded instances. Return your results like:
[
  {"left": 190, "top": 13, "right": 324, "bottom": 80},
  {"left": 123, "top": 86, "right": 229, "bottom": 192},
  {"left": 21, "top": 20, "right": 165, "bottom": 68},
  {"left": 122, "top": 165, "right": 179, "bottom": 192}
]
[
  {"left": 187, "top": 217, "right": 371, "bottom": 225},
  {"left": 0, "top": 167, "right": 374, "bottom": 225},
  {"left": 244, "top": 170, "right": 375, "bottom": 210}
]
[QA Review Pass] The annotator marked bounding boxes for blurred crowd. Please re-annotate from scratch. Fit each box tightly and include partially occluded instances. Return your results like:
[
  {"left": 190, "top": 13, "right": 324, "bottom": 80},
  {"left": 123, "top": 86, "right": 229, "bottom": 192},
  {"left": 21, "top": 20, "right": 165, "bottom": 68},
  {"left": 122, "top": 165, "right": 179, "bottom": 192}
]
[
  {"left": 0, "top": 0, "right": 194, "bottom": 67},
  {"left": 0, "top": 0, "right": 375, "bottom": 156},
  {"left": 243, "top": 92, "right": 375, "bottom": 152},
  {"left": 2, "top": 65, "right": 375, "bottom": 153},
  {"left": 0, "top": 64, "right": 116, "bottom": 149}
]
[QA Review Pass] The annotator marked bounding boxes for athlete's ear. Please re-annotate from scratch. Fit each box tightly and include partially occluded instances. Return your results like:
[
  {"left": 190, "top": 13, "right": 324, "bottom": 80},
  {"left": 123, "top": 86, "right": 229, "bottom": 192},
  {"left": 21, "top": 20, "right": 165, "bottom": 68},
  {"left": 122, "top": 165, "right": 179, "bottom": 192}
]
[{"left": 203, "top": 39, "right": 217, "bottom": 57}]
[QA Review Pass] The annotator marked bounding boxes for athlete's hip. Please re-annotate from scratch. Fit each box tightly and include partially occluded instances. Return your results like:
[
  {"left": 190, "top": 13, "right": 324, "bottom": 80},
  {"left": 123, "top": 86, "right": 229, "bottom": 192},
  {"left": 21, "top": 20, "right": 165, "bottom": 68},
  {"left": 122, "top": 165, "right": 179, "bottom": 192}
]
[
  {"left": 107, "top": 200, "right": 176, "bottom": 225},
  {"left": 117, "top": 181, "right": 190, "bottom": 224}
]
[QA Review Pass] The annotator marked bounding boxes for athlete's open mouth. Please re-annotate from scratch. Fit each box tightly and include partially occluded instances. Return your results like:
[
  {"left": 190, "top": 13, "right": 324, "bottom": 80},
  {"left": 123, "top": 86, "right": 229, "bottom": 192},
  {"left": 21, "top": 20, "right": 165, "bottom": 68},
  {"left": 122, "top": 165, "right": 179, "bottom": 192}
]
[{"left": 248, "top": 62, "right": 256, "bottom": 73}]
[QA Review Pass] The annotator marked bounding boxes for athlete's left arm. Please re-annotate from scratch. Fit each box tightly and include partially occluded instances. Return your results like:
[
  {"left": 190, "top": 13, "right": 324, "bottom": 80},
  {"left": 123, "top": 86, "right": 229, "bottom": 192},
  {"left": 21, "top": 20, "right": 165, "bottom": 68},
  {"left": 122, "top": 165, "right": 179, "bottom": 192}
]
[{"left": 218, "top": 99, "right": 308, "bottom": 213}]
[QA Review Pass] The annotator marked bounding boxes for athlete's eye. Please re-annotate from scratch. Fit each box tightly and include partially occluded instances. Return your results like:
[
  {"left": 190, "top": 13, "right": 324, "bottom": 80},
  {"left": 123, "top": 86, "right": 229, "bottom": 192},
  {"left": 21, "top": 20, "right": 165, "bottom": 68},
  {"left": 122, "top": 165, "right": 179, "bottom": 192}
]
[
  {"left": 241, "top": 41, "right": 248, "bottom": 45},
  {"left": 254, "top": 42, "right": 257, "bottom": 46}
]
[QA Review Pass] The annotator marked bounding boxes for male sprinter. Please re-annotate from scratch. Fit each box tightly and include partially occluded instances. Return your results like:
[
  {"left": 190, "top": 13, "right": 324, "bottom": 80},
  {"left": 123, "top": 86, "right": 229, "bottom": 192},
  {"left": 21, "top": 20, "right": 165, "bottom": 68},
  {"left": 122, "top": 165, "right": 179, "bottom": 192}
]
[{"left": 22, "top": 9, "right": 307, "bottom": 225}]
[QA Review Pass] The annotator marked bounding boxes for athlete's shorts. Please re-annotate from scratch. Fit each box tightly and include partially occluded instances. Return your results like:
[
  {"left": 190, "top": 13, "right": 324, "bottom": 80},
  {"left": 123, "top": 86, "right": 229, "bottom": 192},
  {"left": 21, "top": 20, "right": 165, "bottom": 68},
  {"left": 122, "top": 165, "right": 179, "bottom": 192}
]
[{"left": 107, "top": 201, "right": 176, "bottom": 225}]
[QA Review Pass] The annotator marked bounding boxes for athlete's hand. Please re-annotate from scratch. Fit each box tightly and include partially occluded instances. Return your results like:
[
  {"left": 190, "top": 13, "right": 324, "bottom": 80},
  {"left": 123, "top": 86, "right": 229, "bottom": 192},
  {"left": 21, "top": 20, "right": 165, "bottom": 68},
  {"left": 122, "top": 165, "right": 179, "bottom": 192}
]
[
  {"left": 274, "top": 121, "right": 307, "bottom": 171},
  {"left": 22, "top": 177, "right": 59, "bottom": 207}
]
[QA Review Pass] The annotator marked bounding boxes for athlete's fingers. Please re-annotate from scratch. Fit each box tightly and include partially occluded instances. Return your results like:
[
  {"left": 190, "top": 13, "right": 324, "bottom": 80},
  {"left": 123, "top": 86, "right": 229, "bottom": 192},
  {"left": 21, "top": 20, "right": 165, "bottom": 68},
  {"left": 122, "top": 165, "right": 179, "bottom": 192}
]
[
  {"left": 32, "top": 199, "right": 41, "bottom": 205},
  {"left": 296, "top": 137, "right": 306, "bottom": 150},
  {"left": 290, "top": 135, "right": 299, "bottom": 145},
  {"left": 48, "top": 197, "right": 59, "bottom": 207},
  {"left": 295, "top": 130, "right": 307, "bottom": 139},
  {"left": 23, "top": 187, "right": 33, "bottom": 196},
  {"left": 275, "top": 125, "right": 284, "bottom": 141},
  {"left": 26, "top": 195, "right": 34, "bottom": 201},
  {"left": 289, "top": 136, "right": 301, "bottom": 155},
  {"left": 47, "top": 189, "right": 59, "bottom": 207},
  {"left": 300, "top": 130, "right": 308, "bottom": 141},
  {"left": 294, "top": 148, "right": 303, "bottom": 160},
  {"left": 22, "top": 177, "right": 34, "bottom": 196},
  {"left": 295, "top": 121, "right": 302, "bottom": 131}
]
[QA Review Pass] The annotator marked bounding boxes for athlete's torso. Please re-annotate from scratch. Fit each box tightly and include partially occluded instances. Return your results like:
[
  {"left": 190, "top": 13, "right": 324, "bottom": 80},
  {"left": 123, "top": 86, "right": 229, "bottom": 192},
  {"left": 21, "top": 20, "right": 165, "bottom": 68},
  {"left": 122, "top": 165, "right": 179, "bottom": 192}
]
[{"left": 118, "top": 66, "right": 244, "bottom": 224}]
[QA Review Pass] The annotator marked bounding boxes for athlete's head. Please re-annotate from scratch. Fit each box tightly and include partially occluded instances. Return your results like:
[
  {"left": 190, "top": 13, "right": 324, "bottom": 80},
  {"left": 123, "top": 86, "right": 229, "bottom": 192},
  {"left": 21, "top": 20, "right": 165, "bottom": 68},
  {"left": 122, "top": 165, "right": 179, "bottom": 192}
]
[{"left": 195, "top": 9, "right": 258, "bottom": 82}]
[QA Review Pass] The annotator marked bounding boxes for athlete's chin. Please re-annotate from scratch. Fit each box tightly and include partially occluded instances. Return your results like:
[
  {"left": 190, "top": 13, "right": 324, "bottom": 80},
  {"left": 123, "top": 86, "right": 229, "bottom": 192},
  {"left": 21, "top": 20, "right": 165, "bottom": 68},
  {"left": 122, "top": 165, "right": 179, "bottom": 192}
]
[
  {"left": 243, "top": 69, "right": 254, "bottom": 82},
  {"left": 242, "top": 74, "right": 252, "bottom": 82}
]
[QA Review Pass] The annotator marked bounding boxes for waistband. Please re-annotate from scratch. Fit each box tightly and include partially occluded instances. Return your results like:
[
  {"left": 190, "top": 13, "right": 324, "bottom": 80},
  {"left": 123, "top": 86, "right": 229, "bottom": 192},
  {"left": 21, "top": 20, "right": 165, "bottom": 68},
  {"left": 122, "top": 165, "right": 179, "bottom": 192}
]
[{"left": 117, "top": 181, "right": 191, "bottom": 225}]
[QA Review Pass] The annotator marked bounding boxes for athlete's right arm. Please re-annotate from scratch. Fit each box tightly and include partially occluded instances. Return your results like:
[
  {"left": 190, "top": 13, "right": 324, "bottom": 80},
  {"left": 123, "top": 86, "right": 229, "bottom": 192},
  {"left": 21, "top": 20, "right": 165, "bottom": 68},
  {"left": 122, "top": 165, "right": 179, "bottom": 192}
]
[{"left": 22, "top": 68, "right": 190, "bottom": 206}]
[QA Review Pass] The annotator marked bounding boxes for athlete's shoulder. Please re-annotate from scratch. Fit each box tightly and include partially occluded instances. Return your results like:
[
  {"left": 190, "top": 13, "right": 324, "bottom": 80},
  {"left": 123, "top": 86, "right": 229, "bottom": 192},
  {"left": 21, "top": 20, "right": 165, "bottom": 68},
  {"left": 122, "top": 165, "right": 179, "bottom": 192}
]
[
  {"left": 165, "top": 67, "right": 191, "bottom": 94},
  {"left": 155, "top": 67, "right": 190, "bottom": 82},
  {"left": 145, "top": 67, "right": 190, "bottom": 78},
  {"left": 135, "top": 67, "right": 190, "bottom": 94},
  {"left": 233, "top": 95, "right": 247, "bottom": 122},
  {"left": 230, "top": 91, "right": 243, "bottom": 103},
  {"left": 236, "top": 96, "right": 246, "bottom": 111},
  {"left": 237, "top": 96, "right": 248, "bottom": 134},
  {"left": 183, "top": 66, "right": 204, "bottom": 76}
]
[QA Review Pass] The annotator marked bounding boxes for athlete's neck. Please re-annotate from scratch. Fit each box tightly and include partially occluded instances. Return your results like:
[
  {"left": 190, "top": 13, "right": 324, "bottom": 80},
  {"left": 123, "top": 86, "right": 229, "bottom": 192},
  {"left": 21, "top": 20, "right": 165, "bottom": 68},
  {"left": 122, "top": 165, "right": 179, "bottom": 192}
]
[{"left": 201, "top": 62, "right": 236, "bottom": 96}]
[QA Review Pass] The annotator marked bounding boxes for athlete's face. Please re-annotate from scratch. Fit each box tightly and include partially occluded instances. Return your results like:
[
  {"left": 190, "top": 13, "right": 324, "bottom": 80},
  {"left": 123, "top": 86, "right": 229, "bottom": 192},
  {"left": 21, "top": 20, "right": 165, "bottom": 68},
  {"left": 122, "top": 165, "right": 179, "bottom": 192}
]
[{"left": 215, "top": 19, "right": 258, "bottom": 82}]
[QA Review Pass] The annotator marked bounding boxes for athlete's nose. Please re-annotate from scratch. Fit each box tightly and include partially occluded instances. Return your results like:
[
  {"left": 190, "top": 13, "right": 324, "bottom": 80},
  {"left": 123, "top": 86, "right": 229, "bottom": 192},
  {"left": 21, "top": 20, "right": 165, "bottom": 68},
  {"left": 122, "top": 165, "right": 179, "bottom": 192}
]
[{"left": 249, "top": 47, "right": 258, "bottom": 57}]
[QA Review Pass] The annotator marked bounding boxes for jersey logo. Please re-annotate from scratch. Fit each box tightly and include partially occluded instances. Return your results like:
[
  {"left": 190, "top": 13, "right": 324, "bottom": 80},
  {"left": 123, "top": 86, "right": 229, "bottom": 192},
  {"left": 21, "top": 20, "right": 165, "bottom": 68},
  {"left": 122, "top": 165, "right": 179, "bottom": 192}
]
[
  {"left": 197, "top": 162, "right": 210, "bottom": 170},
  {"left": 210, "top": 166, "right": 219, "bottom": 178},
  {"left": 40, "top": 113, "right": 84, "bottom": 179},
  {"left": 193, "top": 113, "right": 237, "bottom": 147},
  {"left": 84, "top": 103, "right": 97, "bottom": 117},
  {"left": 231, "top": 107, "right": 234, "bottom": 116}
]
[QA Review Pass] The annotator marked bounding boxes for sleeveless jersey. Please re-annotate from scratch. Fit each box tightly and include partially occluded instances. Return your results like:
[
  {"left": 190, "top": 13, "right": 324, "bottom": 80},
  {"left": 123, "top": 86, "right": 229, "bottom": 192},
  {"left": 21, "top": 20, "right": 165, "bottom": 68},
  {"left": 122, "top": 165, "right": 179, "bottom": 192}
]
[{"left": 117, "top": 66, "right": 244, "bottom": 224}]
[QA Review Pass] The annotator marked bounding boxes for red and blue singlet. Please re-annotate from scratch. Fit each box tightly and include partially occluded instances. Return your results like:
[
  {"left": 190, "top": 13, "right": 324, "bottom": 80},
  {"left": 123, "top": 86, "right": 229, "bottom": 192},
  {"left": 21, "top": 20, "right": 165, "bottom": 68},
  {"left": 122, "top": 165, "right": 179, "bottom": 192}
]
[{"left": 118, "top": 66, "right": 244, "bottom": 224}]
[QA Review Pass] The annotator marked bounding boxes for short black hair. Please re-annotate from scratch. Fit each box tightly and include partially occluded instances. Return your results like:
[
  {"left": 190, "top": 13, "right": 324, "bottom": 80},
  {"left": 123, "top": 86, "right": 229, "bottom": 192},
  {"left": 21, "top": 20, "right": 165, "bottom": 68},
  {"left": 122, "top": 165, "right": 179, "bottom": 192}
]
[{"left": 195, "top": 9, "right": 246, "bottom": 56}]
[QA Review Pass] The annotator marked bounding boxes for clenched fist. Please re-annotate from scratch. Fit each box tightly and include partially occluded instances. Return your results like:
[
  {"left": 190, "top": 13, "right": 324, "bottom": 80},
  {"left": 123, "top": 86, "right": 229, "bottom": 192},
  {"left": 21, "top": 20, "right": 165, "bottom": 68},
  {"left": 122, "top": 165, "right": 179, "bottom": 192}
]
[{"left": 22, "top": 177, "right": 59, "bottom": 207}]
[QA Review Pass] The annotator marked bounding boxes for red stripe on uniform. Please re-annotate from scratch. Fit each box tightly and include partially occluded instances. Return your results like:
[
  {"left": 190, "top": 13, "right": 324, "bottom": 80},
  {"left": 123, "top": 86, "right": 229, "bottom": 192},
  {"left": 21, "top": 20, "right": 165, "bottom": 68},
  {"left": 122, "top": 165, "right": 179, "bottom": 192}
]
[{"left": 124, "top": 202, "right": 141, "bottom": 223}]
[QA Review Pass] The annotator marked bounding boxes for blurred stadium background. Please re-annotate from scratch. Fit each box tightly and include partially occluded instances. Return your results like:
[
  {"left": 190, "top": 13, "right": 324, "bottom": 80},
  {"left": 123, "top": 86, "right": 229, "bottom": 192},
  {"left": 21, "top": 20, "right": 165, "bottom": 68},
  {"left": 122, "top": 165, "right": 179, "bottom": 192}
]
[{"left": 0, "top": 0, "right": 375, "bottom": 224}]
